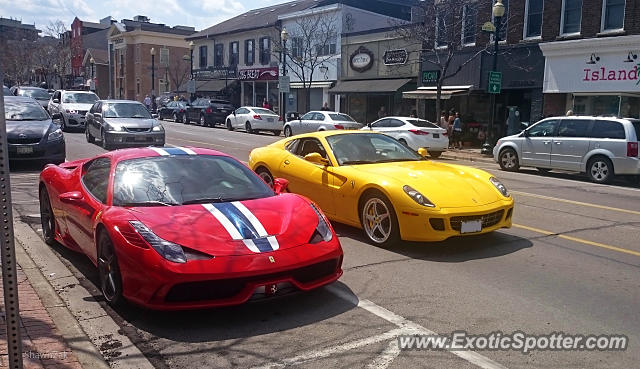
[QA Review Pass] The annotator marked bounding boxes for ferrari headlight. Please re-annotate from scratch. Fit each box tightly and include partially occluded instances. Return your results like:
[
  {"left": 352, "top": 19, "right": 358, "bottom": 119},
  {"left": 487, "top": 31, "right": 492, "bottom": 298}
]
[
  {"left": 129, "top": 221, "right": 186, "bottom": 263},
  {"left": 152, "top": 123, "right": 164, "bottom": 132},
  {"left": 309, "top": 203, "right": 333, "bottom": 244},
  {"left": 403, "top": 185, "right": 435, "bottom": 207},
  {"left": 47, "top": 128, "right": 63, "bottom": 141},
  {"left": 490, "top": 177, "right": 509, "bottom": 197}
]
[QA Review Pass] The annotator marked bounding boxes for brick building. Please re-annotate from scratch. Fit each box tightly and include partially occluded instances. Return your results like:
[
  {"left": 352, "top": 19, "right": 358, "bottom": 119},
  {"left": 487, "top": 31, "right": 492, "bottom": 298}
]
[
  {"left": 0, "top": 17, "right": 40, "bottom": 41},
  {"left": 70, "top": 17, "right": 113, "bottom": 84},
  {"left": 107, "top": 16, "right": 195, "bottom": 102}
]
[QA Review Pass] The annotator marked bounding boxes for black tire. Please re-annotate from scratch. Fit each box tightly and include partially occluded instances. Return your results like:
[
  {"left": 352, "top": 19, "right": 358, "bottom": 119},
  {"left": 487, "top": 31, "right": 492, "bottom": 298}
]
[
  {"left": 537, "top": 167, "right": 551, "bottom": 174},
  {"left": 255, "top": 167, "right": 274, "bottom": 188},
  {"left": 39, "top": 187, "right": 56, "bottom": 246},
  {"left": 97, "top": 231, "right": 124, "bottom": 307},
  {"left": 587, "top": 156, "right": 614, "bottom": 184},
  {"left": 227, "top": 119, "right": 234, "bottom": 131},
  {"left": 101, "top": 130, "right": 111, "bottom": 150},
  {"left": 359, "top": 191, "right": 400, "bottom": 248},
  {"left": 498, "top": 148, "right": 519, "bottom": 172},
  {"left": 85, "top": 127, "right": 95, "bottom": 143},
  {"left": 182, "top": 114, "right": 189, "bottom": 124},
  {"left": 284, "top": 126, "right": 292, "bottom": 137},
  {"left": 173, "top": 113, "right": 178, "bottom": 122},
  {"left": 429, "top": 151, "right": 442, "bottom": 158},
  {"left": 245, "top": 121, "right": 253, "bottom": 134},
  {"left": 199, "top": 115, "right": 206, "bottom": 126},
  {"left": 272, "top": 130, "right": 281, "bottom": 136},
  {"left": 60, "top": 115, "right": 67, "bottom": 132}
]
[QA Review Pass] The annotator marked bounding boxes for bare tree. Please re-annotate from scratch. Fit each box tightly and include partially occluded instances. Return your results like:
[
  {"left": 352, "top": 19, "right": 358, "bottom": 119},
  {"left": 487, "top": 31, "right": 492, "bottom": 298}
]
[
  {"left": 44, "top": 20, "right": 71, "bottom": 88},
  {"left": 166, "top": 59, "right": 191, "bottom": 94},
  {"left": 274, "top": 11, "right": 338, "bottom": 111}
]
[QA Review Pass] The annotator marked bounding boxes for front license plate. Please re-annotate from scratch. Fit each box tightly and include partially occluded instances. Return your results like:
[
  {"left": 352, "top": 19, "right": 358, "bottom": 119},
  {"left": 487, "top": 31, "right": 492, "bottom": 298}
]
[
  {"left": 460, "top": 220, "right": 482, "bottom": 233},
  {"left": 134, "top": 135, "right": 147, "bottom": 141},
  {"left": 433, "top": 133, "right": 439, "bottom": 138},
  {"left": 17, "top": 146, "right": 33, "bottom": 154}
]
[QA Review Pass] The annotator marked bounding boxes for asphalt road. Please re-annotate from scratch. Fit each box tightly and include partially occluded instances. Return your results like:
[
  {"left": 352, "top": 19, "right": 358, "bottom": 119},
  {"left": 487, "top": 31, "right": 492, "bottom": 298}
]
[{"left": 9, "top": 118, "right": 640, "bottom": 369}]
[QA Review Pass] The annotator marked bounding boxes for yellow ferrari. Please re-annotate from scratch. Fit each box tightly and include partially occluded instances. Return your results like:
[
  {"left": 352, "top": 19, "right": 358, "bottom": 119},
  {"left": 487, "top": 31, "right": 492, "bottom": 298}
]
[{"left": 248, "top": 131, "right": 514, "bottom": 246}]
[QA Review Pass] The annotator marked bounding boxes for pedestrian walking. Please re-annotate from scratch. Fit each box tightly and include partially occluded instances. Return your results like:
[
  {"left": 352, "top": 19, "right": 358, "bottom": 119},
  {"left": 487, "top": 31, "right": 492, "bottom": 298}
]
[
  {"left": 378, "top": 106, "right": 387, "bottom": 119},
  {"left": 262, "top": 98, "right": 272, "bottom": 110},
  {"left": 452, "top": 112, "right": 463, "bottom": 149},
  {"left": 143, "top": 94, "right": 151, "bottom": 110},
  {"left": 321, "top": 102, "right": 331, "bottom": 111}
]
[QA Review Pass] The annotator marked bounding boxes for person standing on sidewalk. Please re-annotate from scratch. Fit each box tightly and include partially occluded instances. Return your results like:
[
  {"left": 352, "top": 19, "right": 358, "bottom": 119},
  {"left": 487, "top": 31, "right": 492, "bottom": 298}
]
[
  {"left": 452, "top": 112, "right": 463, "bottom": 149},
  {"left": 143, "top": 95, "right": 151, "bottom": 110}
]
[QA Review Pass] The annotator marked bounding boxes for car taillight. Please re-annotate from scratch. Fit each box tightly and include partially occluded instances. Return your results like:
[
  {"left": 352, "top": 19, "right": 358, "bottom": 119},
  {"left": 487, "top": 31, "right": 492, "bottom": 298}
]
[
  {"left": 628, "top": 142, "right": 639, "bottom": 157},
  {"left": 205, "top": 107, "right": 213, "bottom": 113},
  {"left": 253, "top": 115, "right": 262, "bottom": 120},
  {"left": 334, "top": 124, "right": 345, "bottom": 129},
  {"left": 179, "top": 109, "right": 184, "bottom": 113},
  {"left": 279, "top": 116, "right": 283, "bottom": 122},
  {"left": 409, "top": 129, "right": 430, "bottom": 135},
  {"left": 442, "top": 131, "right": 448, "bottom": 136}
]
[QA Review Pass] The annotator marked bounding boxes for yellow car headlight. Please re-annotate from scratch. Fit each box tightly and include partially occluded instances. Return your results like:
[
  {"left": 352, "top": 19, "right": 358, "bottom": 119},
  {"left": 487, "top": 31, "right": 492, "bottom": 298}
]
[
  {"left": 489, "top": 177, "right": 509, "bottom": 197},
  {"left": 403, "top": 185, "right": 435, "bottom": 207}
]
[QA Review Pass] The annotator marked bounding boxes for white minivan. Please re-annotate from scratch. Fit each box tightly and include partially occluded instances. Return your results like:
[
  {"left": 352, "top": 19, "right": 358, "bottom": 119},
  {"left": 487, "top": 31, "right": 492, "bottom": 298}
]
[{"left": 493, "top": 116, "right": 640, "bottom": 183}]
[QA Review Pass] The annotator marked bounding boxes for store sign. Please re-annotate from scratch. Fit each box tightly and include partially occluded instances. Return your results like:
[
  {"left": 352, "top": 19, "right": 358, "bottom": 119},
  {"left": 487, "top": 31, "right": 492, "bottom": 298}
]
[
  {"left": 383, "top": 49, "right": 408, "bottom": 65},
  {"left": 422, "top": 70, "right": 441, "bottom": 85},
  {"left": 194, "top": 67, "right": 237, "bottom": 80},
  {"left": 543, "top": 52, "right": 640, "bottom": 93},
  {"left": 238, "top": 66, "right": 279, "bottom": 81},
  {"left": 350, "top": 46, "right": 374, "bottom": 73}
]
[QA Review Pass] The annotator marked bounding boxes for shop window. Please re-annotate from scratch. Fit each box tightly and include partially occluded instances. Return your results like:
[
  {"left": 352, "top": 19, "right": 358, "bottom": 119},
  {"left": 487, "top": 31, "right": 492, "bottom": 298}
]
[
  {"left": 524, "top": 0, "right": 543, "bottom": 38},
  {"left": 462, "top": 3, "right": 477, "bottom": 46},
  {"left": 215, "top": 44, "right": 224, "bottom": 67},
  {"left": 199, "top": 45, "right": 208, "bottom": 68},
  {"left": 602, "top": 0, "right": 625, "bottom": 31},
  {"left": 561, "top": 0, "right": 583, "bottom": 34}
]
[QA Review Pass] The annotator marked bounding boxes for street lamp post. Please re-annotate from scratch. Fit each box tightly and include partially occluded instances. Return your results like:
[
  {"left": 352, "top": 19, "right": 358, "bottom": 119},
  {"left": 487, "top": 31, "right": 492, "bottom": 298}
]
[
  {"left": 150, "top": 47, "right": 156, "bottom": 112},
  {"left": 483, "top": 0, "right": 505, "bottom": 155},
  {"left": 189, "top": 41, "right": 195, "bottom": 102},
  {"left": 280, "top": 27, "right": 289, "bottom": 121}
]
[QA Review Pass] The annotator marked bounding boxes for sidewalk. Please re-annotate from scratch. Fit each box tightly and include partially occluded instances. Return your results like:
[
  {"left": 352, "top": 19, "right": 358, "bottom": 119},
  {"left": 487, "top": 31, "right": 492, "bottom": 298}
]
[
  {"left": 438, "top": 147, "right": 497, "bottom": 164},
  {"left": 1, "top": 266, "right": 82, "bottom": 369}
]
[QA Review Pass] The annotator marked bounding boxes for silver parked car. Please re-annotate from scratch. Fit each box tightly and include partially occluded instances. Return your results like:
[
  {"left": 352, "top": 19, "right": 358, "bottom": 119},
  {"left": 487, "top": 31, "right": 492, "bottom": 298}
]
[
  {"left": 85, "top": 100, "right": 165, "bottom": 149},
  {"left": 283, "top": 111, "right": 363, "bottom": 137},
  {"left": 48, "top": 90, "right": 99, "bottom": 131},
  {"left": 493, "top": 116, "right": 640, "bottom": 183}
]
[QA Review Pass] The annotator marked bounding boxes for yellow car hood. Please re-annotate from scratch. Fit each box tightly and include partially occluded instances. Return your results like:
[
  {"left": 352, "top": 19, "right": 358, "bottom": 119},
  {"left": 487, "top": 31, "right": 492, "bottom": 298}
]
[{"left": 349, "top": 161, "right": 503, "bottom": 208}]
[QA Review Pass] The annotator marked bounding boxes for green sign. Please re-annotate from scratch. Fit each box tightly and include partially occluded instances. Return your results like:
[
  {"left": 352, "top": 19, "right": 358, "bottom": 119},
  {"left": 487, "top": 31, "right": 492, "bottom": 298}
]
[
  {"left": 422, "top": 70, "right": 441, "bottom": 85},
  {"left": 488, "top": 71, "right": 502, "bottom": 94}
]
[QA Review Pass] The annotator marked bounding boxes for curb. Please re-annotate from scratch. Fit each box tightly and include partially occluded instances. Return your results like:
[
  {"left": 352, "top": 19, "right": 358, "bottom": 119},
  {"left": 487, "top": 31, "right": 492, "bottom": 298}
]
[
  {"left": 439, "top": 152, "right": 496, "bottom": 164},
  {"left": 13, "top": 213, "right": 155, "bottom": 369}
]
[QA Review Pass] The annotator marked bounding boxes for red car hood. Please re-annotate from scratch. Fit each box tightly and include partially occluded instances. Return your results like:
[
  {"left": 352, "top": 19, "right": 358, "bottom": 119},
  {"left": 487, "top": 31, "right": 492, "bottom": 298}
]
[{"left": 127, "top": 194, "right": 319, "bottom": 256}]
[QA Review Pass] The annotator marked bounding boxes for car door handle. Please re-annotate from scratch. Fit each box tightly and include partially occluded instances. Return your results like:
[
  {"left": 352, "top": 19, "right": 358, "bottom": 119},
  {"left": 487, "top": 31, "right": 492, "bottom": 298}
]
[
  {"left": 284, "top": 160, "right": 290, "bottom": 165},
  {"left": 543, "top": 141, "right": 550, "bottom": 144},
  {"left": 555, "top": 142, "right": 562, "bottom": 145}
]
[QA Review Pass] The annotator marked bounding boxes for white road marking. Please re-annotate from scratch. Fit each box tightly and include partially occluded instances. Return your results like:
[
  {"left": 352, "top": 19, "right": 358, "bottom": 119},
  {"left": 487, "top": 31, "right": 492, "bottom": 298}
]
[{"left": 366, "top": 337, "right": 401, "bottom": 369}]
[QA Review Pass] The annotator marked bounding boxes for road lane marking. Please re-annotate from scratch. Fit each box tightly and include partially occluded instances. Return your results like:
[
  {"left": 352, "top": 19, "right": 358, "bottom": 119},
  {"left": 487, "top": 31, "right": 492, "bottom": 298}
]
[
  {"left": 366, "top": 339, "right": 401, "bottom": 369},
  {"left": 513, "top": 224, "right": 640, "bottom": 257},
  {"left": 166, "top": 137, "right": 224, "bottom": 147},
  {"left": 512, "top": 191, "right": 640, "bottom": 216}
]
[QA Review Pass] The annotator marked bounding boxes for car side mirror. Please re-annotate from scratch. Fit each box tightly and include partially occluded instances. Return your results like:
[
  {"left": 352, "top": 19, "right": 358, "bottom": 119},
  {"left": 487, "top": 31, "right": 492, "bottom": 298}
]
[
  {"left": 522, "top": 129, "right": 530, "bottom": 137},
  {"left": 152, "top": 113, "right": 159, "bottom": 118},
  {"left": 273, "top": 178, "right": 289, "bottom": 195},
  {"left": 53, "top": 99, "right": 60, "bottom": 104},
  {"left": 417, "top": 148, "right": 428, "bottom": 158},
  {"left": 59, "top": 191, "right": 84, "bottom": 204},
  {"left": 304, "top": 152, "right": 330, "bottom": 166}
]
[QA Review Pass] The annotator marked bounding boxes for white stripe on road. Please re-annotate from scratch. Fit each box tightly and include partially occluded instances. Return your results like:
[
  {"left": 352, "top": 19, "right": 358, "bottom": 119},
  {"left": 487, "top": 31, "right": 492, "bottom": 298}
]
[{"left": 366, "top": 338, "right": 401, "bottom": 369}]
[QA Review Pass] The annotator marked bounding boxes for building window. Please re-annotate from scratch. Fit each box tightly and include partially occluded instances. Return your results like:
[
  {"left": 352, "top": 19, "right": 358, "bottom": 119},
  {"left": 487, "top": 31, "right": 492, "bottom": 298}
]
[
  {"left": 135, "top": 45, "right": 140, "bottom": 63},
  {"left": 259, "top": 37, "right": 271, "bottom": 65},
  {"left": 524, "top": 0, "right": 543, "bottom": 38},
  {"left": 199, "top": 45, "right": 207, "bottom": 68},
  {"left": 119, "top": 52, "right": 124, "bottom": 77},
  {"left": 462, "top": 3, "right": 477, "bottom": 45},
  {"left": 245, "top": 39, "right": 255, "bottom": 65},
  {"left": 315, "top": 33, "right": 336, "bottom": 56},
  {"left": 214, "top": 44, "right": 224, "bottom": 67},
  {"left": 492, "top": 0, "right": 509, "bottom": 41},
  {"left": 159, "top": 47, "right": 169, "bottom": 66},
  {"left": 602, "top": 0, "right": 625, "bottom": 31},
  {"left": 291, "top": 37, "right": 303, "bottom": 59},
  {"left": 159, "top": 79, "right": 169, "bottom": 93},
  {"left": 561, "top": 0, "right": 583, "bottom": 34},
  {"left": 136, "top": 78, "right": 140, "bottom": 95},
  {"left": 229, "top": 41, "right": 239, "bottom": 66},
  {"left": 435, "top": 10, "right": 447, "bottom": 48}
]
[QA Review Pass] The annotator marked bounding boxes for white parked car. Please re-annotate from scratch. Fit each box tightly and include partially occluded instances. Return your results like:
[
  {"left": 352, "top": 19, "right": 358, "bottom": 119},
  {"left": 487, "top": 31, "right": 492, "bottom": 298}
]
[
  {"left": 361, "top": 116, "right": 448, "bottom": 158},
  {"left": 283, "top": 111, "right": 363, "bottom": 137},
  {"left": 226, "top": 107, "right": 282, "bottom": 135},
  {"left": 48, "top": 90, "right": 99, "bottom": 131}
]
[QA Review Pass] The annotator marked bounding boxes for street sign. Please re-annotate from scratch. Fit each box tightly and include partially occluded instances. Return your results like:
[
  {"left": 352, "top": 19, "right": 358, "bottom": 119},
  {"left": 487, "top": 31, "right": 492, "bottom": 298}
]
[
  {"left": 488, "top": 71, "right": 502, "bottom": 94},
  {"left": 422, "top": 70, "right": 441, "bottom": 85},
  {"left": 186, "top": 79, "right": 196, "bottom": 93},
  {"left": 279, "top": 76, "right": 290, "bottom": 94},
  {"left": 481, "top": 22, "right": 496, "bottom": 33}
]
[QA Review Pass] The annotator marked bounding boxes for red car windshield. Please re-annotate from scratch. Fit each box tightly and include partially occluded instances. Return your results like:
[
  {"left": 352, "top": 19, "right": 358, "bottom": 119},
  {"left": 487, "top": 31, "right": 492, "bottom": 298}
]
[{"left": 113, "top": 155, "right": 274, "bottom": 206}]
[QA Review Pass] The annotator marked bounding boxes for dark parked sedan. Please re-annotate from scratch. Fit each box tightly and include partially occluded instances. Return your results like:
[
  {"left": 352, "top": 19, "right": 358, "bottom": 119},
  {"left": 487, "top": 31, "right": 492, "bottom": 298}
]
[
  {"left": 185, "top": 98, "right": 234, "bottom": 127},
  {"left": 157, "top": 101, "right": 188, "bottom": 122},
  {"left": 4, "top": 96, "right": 65, "bottom": 165},
  {"left": 84, "top": 100, "right": 165, "bottom": 149},
  {"left": 11, "top": 86, "right": 51, "bottom": 110}
]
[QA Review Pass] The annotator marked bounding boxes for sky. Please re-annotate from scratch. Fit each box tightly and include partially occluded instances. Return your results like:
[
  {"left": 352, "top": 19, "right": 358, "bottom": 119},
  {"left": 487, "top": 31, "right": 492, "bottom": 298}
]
[{"left": 1, "top": 0, "right": 290, "bottom": 33}]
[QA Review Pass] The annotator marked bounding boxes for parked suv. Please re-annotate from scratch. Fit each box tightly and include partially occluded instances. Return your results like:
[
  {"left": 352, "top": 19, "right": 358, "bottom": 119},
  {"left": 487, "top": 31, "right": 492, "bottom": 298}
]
[
  {"left": 48, "top": 90, "right": 99, "bottom": 131},
  {"left": 493, "top": 116, "right": 640, "bottom": 183},
  {"left": 185, "top": 98, "right": 235, "bottom": 127}
]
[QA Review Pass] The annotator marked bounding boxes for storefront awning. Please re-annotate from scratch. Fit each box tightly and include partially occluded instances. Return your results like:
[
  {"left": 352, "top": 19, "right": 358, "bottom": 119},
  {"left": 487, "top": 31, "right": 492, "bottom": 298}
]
[
  {"left": 330, "top": 78, "right": 412, "bottom": 93},
  {"left": 402, "top": 86, "right": 471, "bottom": 100},
  {"left": 177, "top": 79, "right": 231, "bottom": 93},
  {"left": 290, "top": 81, "right": 333, "bottom": 89}
]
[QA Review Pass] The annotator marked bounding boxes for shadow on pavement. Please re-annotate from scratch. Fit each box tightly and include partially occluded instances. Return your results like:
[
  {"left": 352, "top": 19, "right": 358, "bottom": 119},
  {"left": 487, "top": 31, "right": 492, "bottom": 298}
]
[
  {"left": 332, "top": 223, "right": 533, "bottom": 263},
  {"left": 9, "top": 161, "right": 47, "bottom": 173},
  {"left": 505, "top": 167, "right": 640, "bottom": 189}
]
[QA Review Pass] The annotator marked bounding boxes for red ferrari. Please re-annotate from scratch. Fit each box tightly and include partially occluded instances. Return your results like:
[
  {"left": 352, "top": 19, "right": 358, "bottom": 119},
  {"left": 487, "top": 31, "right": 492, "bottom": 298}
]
[{"left": 39, "top": 147, "right": 343, "bottom": 310}]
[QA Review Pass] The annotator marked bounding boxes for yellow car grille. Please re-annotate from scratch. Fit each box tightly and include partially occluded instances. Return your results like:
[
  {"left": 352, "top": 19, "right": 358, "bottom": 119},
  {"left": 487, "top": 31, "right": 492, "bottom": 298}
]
[{"left": 449, "top": 210, "right": 505, "bottom": 231}]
